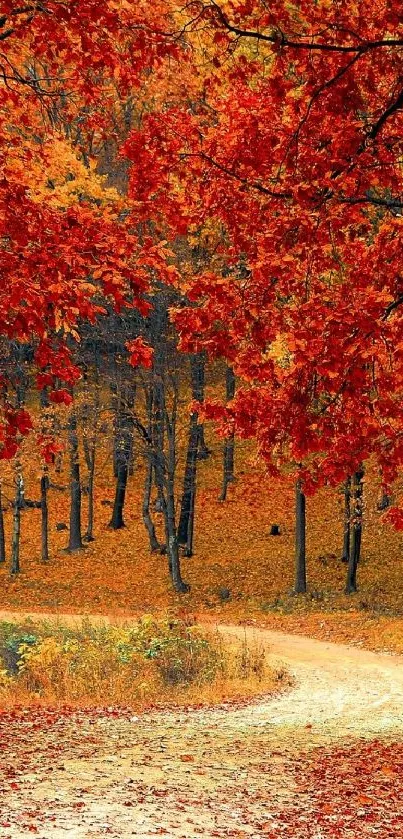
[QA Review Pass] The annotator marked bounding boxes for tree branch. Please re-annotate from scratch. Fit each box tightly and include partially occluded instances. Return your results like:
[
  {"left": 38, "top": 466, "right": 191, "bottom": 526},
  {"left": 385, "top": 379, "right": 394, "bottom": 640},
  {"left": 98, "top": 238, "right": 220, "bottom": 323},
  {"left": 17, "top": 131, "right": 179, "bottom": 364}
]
[
  {"left": 382, "top": 296, "right": 403, "bottom": 321},
  {"left": 207, "top": 1, "right": 403, "bottom": 54},
  {"left": 367, "top": 87, "right": 403, "bottom": 141},
  {"left": 185, "top": 151, "right": 291, "bottom": 198}
]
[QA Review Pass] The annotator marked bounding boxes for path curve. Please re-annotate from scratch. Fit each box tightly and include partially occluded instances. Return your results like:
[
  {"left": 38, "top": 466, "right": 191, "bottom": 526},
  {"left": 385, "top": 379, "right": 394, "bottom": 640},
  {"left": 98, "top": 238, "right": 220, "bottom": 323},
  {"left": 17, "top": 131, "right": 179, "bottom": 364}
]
[
  {"left": 1, "top": 616, "right": 403, "bottom": 838},
  {"left": 216, "top": 623, "right": 403, "bottom": 738}
]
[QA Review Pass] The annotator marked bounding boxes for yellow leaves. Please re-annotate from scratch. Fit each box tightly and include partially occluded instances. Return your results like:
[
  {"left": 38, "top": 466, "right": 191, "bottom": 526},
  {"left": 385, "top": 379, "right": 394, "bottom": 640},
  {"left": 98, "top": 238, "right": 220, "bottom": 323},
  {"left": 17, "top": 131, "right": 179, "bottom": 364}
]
[
  {"left": 53, "top": 310, "right": 80, "bottom": 341},
  {"left": 19, "top": 636, "right": 63, "bottom": 672},
  {"left": 6, "top": 134, "right": 123, "bottom": 211},
  {"left": 268, "top": 334, "right": 291, "bottom": 365},
  {"left": 0, "top": 668, "right": 13, "bottom": 691}
]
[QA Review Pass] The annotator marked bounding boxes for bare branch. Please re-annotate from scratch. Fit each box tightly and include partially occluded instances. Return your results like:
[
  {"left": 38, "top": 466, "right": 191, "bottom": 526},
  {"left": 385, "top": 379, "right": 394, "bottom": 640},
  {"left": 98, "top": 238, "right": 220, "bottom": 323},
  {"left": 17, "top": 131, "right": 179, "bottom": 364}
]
[{"left": 207, "top": 0, "right": 403, "bottom": 54}]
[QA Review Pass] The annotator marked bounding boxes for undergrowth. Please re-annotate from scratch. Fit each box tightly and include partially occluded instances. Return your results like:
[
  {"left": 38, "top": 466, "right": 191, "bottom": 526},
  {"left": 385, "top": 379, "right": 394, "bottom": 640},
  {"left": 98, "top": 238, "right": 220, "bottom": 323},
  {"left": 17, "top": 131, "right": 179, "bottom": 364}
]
[{"left": 0, "top": 616, "right": 286, "bottom": 708}]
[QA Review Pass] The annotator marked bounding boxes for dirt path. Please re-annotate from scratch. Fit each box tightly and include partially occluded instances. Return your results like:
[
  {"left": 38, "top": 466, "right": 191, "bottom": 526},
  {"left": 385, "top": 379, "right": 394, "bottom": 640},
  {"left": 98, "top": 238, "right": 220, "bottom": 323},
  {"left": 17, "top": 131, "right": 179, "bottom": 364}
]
[{"left": 1, "top": 619, "right": 403, "bottom": 838}]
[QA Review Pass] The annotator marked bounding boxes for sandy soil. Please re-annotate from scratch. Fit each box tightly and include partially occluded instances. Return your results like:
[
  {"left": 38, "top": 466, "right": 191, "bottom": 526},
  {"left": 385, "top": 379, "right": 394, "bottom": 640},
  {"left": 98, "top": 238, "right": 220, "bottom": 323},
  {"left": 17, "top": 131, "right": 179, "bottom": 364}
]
[{"left": 1, "top": 619, "right": 403, "bottom": 838}]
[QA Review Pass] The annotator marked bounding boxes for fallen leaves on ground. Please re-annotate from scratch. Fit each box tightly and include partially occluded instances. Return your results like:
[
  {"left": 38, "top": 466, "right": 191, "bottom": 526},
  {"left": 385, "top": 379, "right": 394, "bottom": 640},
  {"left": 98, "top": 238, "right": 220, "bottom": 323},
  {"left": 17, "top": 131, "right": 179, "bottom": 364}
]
[
  {"left": 1, "top": 443, "right": 403, "bottom": 654},
  {"left": 1, "top": 705, "right": 402, "bottom": 838}
]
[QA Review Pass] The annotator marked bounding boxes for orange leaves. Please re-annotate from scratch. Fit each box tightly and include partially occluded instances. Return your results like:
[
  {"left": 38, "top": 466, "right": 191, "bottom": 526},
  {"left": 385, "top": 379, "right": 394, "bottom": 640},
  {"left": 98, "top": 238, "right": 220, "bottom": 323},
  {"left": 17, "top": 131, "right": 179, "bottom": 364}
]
[{"left": 0, "top": 1, "right": 184, "bottom": 457}]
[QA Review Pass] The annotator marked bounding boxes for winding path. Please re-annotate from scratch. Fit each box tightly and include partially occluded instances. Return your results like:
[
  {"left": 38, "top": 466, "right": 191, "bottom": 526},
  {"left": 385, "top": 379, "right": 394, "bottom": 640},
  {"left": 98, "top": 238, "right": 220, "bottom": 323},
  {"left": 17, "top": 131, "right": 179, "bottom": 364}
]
[{"left": 1, "top": 620, "right": 403, "bottom": 838}]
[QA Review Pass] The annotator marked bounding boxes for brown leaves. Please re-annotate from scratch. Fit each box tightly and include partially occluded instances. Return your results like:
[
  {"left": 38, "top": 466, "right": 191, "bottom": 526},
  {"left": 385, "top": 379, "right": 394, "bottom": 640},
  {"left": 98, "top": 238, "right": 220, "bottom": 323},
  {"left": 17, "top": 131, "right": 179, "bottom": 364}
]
[{"left": 2, "top": 703, "right": 403, "bottom": 838}]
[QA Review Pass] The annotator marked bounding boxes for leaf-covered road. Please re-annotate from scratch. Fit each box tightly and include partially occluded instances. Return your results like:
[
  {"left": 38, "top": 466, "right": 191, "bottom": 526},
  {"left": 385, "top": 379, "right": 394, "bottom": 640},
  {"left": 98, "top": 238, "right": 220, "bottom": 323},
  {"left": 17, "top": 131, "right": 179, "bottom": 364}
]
[{"left": 1, "top": 622, "right": 403, "bottom": 838}]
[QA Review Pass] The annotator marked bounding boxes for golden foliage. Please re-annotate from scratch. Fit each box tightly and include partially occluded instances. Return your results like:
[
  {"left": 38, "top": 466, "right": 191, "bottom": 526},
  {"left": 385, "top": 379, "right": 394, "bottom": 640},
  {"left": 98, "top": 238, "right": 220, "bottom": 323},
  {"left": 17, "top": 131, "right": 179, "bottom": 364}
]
[{"left": 6, "top": 134, "right": 123, "bottom": 211}]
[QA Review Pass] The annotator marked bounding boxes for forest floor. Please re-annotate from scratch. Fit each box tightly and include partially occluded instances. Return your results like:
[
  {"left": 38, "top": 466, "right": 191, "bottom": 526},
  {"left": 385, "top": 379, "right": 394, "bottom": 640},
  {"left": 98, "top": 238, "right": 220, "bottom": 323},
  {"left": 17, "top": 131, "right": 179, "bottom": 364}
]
[
  {"left": 1, "top": 622, "right": 403, "bottom": 838},
  {"left": 2, "top": 438, "right": 403, "bottom": 654}
]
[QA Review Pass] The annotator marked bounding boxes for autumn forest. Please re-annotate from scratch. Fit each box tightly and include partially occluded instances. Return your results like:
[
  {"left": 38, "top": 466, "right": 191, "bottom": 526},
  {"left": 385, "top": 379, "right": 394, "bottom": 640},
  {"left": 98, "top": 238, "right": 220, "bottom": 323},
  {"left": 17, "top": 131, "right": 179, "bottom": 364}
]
[{"left": 1, "top": 2, "right": 403, "bottom": 837}]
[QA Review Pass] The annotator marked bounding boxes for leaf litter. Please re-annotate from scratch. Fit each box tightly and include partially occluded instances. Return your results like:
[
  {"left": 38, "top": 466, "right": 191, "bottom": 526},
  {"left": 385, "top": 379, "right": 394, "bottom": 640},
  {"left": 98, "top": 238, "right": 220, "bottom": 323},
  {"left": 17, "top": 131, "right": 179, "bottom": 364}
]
[{"left": 1, "top": 624, "right": 403, "bottom": 837}]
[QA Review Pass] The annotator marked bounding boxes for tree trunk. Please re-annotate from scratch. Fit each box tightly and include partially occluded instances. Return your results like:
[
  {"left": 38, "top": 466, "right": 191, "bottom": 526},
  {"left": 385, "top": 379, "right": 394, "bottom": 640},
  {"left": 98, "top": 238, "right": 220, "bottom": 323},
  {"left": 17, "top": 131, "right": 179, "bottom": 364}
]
[
  {"left": 345, "top": 469, "right": 364, "bottom": 594},
  {"left": 11, "top": 470, "right": 24, "bottom": 575},
  {"left": 141, "top": 390, "right": 162, "bottom": 552},
  {"left": 294, "top": 480, "right": 307, "bottom": 594},
  {"left": 41, "top": 471, "right": 49, "bottom": 563},
  {"left": 67, "top": 413, "right": 83, "bottom": 551},
  {"left": 110, "top": 461, "right": 128, "bottom": 529},
  {"left": 142, "top": 460, "right": 161, "bottom": 552},
  {"left": 178, "top": 353, "right": 211, "bottom": 553},
  {"left": 219, "top": 366, "right": 236, "bottom": 501},
  {"left": 84, "top": 442, "right": 96, "bottom": 541},
  {"left": 153, "top": 377, "right": 189, "bottom": 594},
  {"left": 83, "top": 347, "right": 100, "bottom": 542},
  {"left": 0, "top": 484, "right": 6, "bottom": 564},
  {"left": 149, "top": 294, "right": 189, "bottom": 592},
  {"left": 83, "top": 421, "right": 96, "bottom": 541},
  {"left": 191, "top": 354, "right": 210, "bottom": 460},
  {"left": 109, "top": 426, "right": 132, "bottom": 530},
  {"left": 110, "top": 385, "right": 134, "bottom": 530},
  {"left": 341, "top": 476, "right": 351, "bottom": 563},
  {"left": 177, "top": 409, "right": 198, "bottom": 555},
  {"left": 162, "top": 422, "right": 189, "bottom": 595},
  {"left": 166, "top": 477, "right": 189, "bottom": 593},
  {"left": 111, "top": 380, "right": 119, "bottom": 479}
]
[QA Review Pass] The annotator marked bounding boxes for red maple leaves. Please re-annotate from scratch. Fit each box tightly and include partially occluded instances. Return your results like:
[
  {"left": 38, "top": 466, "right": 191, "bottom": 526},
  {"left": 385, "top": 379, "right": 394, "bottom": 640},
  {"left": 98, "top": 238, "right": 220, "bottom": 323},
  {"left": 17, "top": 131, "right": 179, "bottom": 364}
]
[{"left": 122, "top": 1, "right": 403, "bottom": 511}]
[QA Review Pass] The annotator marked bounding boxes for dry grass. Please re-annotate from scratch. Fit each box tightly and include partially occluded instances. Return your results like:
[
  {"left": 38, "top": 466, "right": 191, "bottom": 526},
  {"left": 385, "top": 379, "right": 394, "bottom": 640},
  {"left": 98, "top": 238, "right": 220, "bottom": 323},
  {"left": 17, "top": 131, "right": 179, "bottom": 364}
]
[{"left": 0, "top": 616, "right": 288, "bottom": 710}]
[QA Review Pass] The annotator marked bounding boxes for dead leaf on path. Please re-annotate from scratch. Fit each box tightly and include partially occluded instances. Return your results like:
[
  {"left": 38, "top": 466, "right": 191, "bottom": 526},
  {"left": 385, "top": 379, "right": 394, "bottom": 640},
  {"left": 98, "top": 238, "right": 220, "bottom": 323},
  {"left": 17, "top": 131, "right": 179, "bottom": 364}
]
[
  {"left": 380, "top": 764, "right": 396, "bottom": 775},
  {"left": 357, "top": 794, "right": 373, "bottom": 806}
]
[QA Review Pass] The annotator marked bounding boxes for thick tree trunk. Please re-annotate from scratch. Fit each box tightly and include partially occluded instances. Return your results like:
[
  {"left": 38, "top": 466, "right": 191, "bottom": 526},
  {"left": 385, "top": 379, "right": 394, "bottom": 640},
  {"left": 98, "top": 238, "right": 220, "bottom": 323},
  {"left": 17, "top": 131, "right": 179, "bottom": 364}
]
[
  {"left": 0, "top": 484, "right": 5, "bottom": 564},
  {"left": 11, "top": 471, "right": 24, "bottom": 575},
  {"left": 67, "top": 413, "right": 83, "bottom": 551},
  {"left": 111, "top": 381, "right": 119, "bottom": 479},
  {"left": 153, "top": 452, "right": 189, "bottom": 593},
  {"left": 219, "top": 366, "right": 236, "bottom": 501},
  {"left": 41, "top": 472, "right": 49, "bottom": 563},
  {"left": 83, "top": 350, "right": 100, "bottom": 542},
  {"left": 109, "top": 427, "right": 133, "bottom": 530},
  {"left": 149, "top": 295, "right": 189, "bottom": 592},
  {"left": 341, "top": 476, "right": 351, "bottom": 563},
  {"left": 345, "top": 469, "right": 364, "bottom": 594},
  {"left": 294, "top": 480, "right": 307, "bottom": 594},
  {"left": 166, "top": 477, "right": 189, "bottom": 593},
  {"left": 110, "top": 461, "right": 128, "bottom": 529}
]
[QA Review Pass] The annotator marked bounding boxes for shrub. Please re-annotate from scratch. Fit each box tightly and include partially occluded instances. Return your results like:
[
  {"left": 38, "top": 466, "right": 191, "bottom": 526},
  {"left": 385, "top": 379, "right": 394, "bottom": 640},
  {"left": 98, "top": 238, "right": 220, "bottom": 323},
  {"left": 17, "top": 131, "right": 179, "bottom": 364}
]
[
  {"left": 0, "top": 616, "right": 284, "bottom": 708},
  {"left": 0, "top": 617, "right": 226, "bottom": 705}
]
